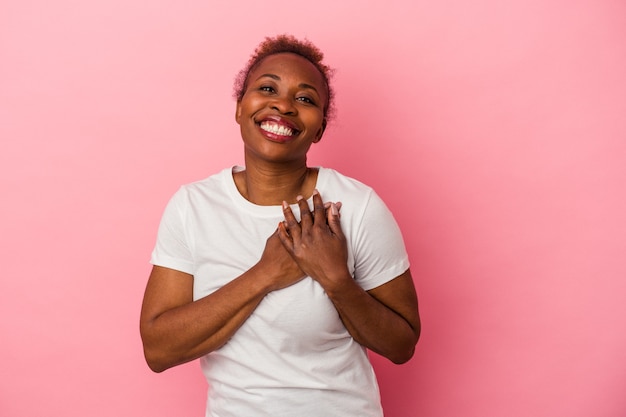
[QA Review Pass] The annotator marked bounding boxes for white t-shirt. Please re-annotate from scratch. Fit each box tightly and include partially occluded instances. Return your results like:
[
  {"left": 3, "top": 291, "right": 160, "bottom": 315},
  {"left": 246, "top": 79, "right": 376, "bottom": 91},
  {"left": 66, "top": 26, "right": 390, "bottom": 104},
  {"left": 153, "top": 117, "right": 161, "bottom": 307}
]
[{"left": 151, "top": 166, "right": 410, "bottom": 417}]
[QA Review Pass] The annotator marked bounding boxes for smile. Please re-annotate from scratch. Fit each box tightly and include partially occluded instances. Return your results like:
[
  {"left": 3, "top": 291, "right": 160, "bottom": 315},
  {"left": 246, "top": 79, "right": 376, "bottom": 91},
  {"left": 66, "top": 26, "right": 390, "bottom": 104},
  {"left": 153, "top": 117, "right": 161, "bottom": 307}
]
[{"left": 259, "top": 121, "right": 297, "bottom": 137}]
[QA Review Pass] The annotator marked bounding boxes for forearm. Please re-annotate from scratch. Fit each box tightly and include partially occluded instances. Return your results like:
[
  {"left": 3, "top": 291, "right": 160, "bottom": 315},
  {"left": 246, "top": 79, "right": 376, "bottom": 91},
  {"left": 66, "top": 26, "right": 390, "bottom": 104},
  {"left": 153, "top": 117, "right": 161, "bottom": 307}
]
[
  {"left": 141, "top": 267, "right": 271, "bottom": 372},
  {"left": 324, "top": 274, "right": 420, "bottom": 364}
]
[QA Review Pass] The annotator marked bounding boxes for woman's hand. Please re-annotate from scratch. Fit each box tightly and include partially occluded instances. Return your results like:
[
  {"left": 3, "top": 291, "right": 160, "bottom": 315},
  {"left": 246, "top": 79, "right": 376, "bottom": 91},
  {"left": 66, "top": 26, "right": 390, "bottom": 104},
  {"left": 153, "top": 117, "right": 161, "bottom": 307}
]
[
  {"left": 255, "top": 229, "right": 306, "bottom": 291},
  {"left": 278, "top": 190, "right": 350, "bottom": 291}
]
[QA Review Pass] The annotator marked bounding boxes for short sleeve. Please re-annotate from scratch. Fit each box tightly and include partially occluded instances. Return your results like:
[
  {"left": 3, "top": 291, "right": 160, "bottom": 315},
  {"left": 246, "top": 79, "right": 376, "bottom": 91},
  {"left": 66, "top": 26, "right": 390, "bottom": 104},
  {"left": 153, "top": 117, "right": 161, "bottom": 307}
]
[
  {"left": 150, "top": 188, "right": 195, "bottom": 275},
  {"left": 352, "top": 191, "right": 410, "bottom": 291}
]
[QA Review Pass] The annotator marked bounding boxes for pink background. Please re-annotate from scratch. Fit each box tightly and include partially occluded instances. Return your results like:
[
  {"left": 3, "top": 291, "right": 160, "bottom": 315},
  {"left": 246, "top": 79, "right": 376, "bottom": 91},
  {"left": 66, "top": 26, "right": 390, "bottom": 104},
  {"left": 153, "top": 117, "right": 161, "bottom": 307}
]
[{"left": 1, "top": 1, "right": 625, "bottom": 416}]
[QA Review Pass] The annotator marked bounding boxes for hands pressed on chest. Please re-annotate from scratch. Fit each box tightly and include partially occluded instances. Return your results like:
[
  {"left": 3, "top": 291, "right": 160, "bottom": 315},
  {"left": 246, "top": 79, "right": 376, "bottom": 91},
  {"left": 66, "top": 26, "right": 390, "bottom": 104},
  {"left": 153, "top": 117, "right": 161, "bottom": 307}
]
[{"left": 278, "top": 190, "right": 351, "bottom": 292}]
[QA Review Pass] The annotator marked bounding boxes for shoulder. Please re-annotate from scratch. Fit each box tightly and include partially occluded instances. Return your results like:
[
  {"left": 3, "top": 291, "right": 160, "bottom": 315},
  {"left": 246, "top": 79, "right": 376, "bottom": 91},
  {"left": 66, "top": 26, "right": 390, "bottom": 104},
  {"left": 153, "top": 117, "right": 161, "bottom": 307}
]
[
  {"left": 318, "top": 168, "right": 400, "bottom": 223},
  {"left": 172, "top": 166, "right": 234, "bottom": 201},
  {"left": 318, "top": 167, "right": 375, "bottom": 200},
  {"left": 317, "top": 168, "right": 396, "bottom": 228},
  {"left": 181, "top": 166, "right": 233, "bottom": 192},
  {"left": 158, "top": 167, "right": 236, "bottom": 219}
]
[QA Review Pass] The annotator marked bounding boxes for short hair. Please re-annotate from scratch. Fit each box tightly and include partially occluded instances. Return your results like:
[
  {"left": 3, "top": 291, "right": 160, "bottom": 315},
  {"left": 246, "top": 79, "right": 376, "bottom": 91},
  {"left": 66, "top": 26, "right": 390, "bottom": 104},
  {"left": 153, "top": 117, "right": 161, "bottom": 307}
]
[{"left": 233, "top": 34, "right": 335, "bottom": 121}]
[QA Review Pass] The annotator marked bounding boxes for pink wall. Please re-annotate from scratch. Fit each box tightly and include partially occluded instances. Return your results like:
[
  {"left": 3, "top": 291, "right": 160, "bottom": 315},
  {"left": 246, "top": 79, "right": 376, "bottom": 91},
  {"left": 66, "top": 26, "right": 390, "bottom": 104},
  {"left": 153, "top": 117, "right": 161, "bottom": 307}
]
[{"left": 2, "top": 1, "right": 625, "bottom": 416}]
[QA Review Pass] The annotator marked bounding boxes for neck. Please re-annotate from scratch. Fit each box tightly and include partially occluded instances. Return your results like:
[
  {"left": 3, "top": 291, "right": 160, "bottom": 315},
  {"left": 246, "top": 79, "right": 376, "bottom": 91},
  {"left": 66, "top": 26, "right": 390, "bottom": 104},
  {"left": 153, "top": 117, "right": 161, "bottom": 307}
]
[{"left": 234, "top": 159, "right": 318, "bottom": 206}]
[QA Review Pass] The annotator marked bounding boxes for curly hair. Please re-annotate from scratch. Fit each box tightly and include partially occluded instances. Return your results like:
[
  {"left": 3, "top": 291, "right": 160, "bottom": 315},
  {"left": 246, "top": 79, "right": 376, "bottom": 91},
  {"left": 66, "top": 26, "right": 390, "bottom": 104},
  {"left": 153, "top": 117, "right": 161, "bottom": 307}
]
[{"left": 233, "top": 34, "right": 336, "bottom": 121}]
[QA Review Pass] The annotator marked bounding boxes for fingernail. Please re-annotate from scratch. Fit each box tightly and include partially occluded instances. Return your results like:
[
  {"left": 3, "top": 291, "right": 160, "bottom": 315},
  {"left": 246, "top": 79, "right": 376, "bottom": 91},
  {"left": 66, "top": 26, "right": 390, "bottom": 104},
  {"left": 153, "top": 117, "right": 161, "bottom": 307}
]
[
  {"left": 331, "top": 203, "right": 338, "bottom": 216},
  {"left": 312, "top": 189, "right": 319, "bottom": 196},
  {"left": 282, "top": 201, "right": 289, "bottom": 209},
  {"left": 296, "top": 195, "right": 303, "bottom": 201}
]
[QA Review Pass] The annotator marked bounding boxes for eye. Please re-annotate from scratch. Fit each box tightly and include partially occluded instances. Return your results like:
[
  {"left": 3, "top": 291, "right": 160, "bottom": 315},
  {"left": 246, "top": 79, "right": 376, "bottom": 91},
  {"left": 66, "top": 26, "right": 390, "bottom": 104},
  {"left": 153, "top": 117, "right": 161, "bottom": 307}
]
[
  {"left": 259, "top": 85, "right": 276, "bottom": 93},
  {"left": 296, "top": 96, "right": 317, "bottom": 106}
]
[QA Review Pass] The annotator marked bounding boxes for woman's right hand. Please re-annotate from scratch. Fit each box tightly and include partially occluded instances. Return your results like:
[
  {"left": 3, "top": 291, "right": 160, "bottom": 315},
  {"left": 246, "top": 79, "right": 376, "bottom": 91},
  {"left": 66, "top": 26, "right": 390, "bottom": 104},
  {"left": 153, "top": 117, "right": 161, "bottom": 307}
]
[{"left": 256, "top": 229, "right": 306, "bottom": 291}]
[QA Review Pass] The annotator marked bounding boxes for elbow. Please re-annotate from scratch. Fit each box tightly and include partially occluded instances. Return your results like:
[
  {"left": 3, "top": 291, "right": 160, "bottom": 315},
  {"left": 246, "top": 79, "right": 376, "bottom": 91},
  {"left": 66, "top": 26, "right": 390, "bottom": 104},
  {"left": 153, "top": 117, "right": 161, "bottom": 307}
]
[
  {"left": 143, "top": 347, "right": 176, "bottom": 373},
  {"left": 140, "top": 322, "right": 178, "bottom": 373},
  {"left": 389, "top": 344, "right": 416, "bottom": 365},
  {"left": 140, "top": 329, "right": 204, "bottom": 373},
  {"left": 145, "top": 358, "right": 167, "bottom": 374},
  {"left": 141, "top": 330, "right": 179, "bottom": 373},
  {"left": 389, "top": 324, "right": 421, "bottom": 365},
  {"left": 375, "top": 337, "right": 418, "bottom": 364},
  {"left": 143, "top": 348, "right": 168, "bottom": 373}
]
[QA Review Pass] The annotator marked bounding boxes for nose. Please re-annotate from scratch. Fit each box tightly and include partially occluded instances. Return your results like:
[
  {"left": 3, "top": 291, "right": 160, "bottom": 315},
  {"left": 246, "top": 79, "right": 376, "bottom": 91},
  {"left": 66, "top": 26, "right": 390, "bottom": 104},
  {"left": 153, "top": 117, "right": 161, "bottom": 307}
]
[{"left": 269, "top": 95, "right": 297, "bottom": 115}]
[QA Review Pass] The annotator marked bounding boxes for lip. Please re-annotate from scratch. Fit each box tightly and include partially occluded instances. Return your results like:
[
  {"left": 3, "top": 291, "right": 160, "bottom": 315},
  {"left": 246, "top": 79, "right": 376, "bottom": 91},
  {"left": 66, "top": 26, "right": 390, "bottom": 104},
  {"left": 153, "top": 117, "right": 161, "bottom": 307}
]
[{"left": 256, "top": 115, "right": 301, "bottom": 143}]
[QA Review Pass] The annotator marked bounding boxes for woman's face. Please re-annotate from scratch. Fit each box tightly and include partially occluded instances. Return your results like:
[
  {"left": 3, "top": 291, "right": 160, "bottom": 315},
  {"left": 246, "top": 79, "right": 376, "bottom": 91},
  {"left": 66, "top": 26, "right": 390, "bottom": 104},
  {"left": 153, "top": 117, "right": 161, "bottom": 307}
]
[{"left": 235, "top": 53, "right": 328, "bottom": 165}]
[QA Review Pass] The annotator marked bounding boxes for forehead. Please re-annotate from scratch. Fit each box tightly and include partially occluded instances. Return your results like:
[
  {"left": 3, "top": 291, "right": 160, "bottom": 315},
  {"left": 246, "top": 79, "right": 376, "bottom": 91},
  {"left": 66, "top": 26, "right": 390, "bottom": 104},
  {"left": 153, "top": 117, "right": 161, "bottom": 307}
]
[{"left": 248, "top": 53, "right": 327, "bottom": 92}]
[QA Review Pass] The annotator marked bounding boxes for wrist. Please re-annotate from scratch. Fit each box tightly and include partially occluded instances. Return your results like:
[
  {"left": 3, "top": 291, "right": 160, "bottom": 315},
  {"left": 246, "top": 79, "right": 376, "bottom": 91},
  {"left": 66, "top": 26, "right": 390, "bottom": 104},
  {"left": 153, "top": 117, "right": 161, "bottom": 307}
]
[
  {"left": 246, "top": 262, "right": 278, "bottom": 294},
  {"left": 317, "top": 269, "right": 355, "bottom": 298}
]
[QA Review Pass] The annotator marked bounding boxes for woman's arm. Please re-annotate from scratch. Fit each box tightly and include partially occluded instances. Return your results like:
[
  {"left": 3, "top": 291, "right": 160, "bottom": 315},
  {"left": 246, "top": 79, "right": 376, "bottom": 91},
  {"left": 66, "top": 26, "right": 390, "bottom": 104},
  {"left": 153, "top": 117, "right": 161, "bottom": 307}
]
[
  {"left": 278, "top": 191, "right": 420, "bottom": 364},
  {"left": 140, "top": 230, "right": 305, "bottom": 372},
  {"left": 321, "top": 269, "right": 420, "bottom": 364}
]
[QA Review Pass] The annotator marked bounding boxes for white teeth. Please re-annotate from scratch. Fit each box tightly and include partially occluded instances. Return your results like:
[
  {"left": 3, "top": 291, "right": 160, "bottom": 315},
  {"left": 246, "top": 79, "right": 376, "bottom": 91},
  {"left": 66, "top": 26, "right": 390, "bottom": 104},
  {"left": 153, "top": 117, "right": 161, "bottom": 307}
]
[{"left": 260, "top": 121, "right": 295, "bottom": 136}]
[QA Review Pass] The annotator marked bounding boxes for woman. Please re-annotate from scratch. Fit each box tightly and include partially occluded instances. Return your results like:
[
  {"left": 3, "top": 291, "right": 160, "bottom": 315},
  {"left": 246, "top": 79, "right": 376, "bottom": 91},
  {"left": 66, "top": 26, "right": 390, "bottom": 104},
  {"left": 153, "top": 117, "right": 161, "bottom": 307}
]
[{"left": 140, "top": 34, "right": 420, "bottom": 417}]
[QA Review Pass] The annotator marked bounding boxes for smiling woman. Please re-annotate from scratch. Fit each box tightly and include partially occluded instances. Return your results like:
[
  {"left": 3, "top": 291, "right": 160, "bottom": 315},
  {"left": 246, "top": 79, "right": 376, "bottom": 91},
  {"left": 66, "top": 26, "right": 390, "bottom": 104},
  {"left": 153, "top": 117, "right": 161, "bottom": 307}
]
[
  {"left": 139, "top": 34, "right": 420, "bottom": 417},
  {"left": 234, "top": 53, "right": 327, "bottom": 172}
]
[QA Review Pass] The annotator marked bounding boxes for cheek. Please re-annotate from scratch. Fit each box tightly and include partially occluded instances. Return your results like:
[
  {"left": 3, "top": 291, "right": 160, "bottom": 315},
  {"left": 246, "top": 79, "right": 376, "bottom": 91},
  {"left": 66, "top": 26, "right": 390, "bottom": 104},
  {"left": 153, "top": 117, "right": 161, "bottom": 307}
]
[
  {"left": 239, "top": 96, "right": 264, "bottom": 116},
  {"left": 306, "top": 112, "right": 325, "bottom": 130},
  {"left": 307, "top": 114, "right": 325, "bottom": 142}
]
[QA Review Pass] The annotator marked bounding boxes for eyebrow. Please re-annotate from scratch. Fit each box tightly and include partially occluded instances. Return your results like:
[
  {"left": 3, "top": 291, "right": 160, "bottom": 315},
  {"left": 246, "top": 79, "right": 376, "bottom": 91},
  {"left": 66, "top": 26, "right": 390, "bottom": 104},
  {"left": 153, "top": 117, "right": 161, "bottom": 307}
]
[{"left": 256, "top": 73, "right": 320, "bottom": 94}]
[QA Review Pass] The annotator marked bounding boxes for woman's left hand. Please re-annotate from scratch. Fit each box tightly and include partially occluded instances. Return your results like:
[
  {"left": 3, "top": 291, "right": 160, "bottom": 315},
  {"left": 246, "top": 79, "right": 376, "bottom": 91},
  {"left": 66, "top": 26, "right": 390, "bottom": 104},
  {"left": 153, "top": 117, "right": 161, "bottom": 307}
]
[{"left": 278, "top": 190, "right": 350, "bottom": 290}]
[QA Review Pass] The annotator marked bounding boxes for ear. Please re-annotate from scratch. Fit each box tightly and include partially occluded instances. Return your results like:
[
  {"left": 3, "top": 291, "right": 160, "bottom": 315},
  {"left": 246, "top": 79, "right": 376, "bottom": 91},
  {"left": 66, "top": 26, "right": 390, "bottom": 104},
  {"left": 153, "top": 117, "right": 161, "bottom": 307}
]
[
  {"left": 235, "top": 101, "right": 242, "bottom": 124},
  {"left": 313, "top": 118, "right": 327, "bottom": 143}
]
